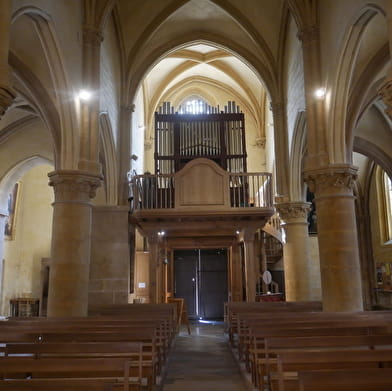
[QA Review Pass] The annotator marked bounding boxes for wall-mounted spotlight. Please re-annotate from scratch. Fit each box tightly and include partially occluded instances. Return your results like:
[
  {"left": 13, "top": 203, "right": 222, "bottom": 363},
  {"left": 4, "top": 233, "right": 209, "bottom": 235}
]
[
  {"left": 314, "top": 88, "right": 326, "bottom": 99},
  {"left": 158, "top": 231, "right": 165, "bottom": 236},
  {"left": 78, "top": 89, "right": 93, "bottom": 101}
]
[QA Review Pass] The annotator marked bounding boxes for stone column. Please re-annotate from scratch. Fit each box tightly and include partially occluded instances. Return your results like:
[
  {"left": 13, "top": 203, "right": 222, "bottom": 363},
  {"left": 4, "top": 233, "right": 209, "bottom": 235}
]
[
  {"left": 298, "top": 25, "right": 329, "bottom": 168},
  {"left": 305, "top": 165, "right": 364, "bottom": 311},
  {"left": 147, "top": 234, "right": 159, "bottom": 303},
  {"left": 0, "top": 0, "right": 16, "bottom": 117},
  {"left": 47, "top": 170, "right": 101, "bottom": 317},
  {"left": 231, "top": 243, "right": 243, "bottom": 301},
  {"left": 270, "top": 102, "right": 289, "bottom": 197},
  {"left": 89, "top": 206, "right": 130, "bottom": 308},
  {"left": 78, "top": 26, "right": 103, "bottom": 174},
  {"left": 243, "top": 231, "right": 257, "bottom": 302},
  {"left": 276, "top": 201, "right": 313, "bottom": 301}
]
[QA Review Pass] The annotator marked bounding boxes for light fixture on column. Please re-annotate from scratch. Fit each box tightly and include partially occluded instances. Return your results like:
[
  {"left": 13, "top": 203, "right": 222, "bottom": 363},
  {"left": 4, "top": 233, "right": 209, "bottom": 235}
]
[
  {"left": 314, "top": 87, "right": 326, "bottom": 99},
  {"left": 78, "top": 89, "right": 93, "bottom": 101}
]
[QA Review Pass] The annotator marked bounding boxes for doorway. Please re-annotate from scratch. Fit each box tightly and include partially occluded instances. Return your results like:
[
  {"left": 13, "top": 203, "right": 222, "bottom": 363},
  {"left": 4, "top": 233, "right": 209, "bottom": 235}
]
[{"left": 174, "top": 248, "right": 228, "bottom": 320}]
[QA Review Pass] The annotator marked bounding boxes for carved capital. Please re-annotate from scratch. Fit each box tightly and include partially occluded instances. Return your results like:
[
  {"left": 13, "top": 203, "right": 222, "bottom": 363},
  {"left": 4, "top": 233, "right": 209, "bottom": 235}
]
[
  {"left": 304, "top": 165, "right": 357, "bottom": 195},
  {"left": 269, "top": 101, "right": 284, "bottom": 114},
  {"left": 0, "top": 85, "right": 16, "bottom": 117},
  {"left": 83, "top": 25, "right": 103, "bottom": 47},
  {"left": 255, "top": 137, "right": 266, "bottom": 148},
  {"left": 48, "top": 170, "right": 102, "bottom": 203},
  {"left": 144, "top": 137, "right": 153, "bottom": 150},
  {"left": 378, "top": 79, "right": 392, "bottom": 120},
  {"left": 297, "top": 25, "right": 320, "bottom": 43},
  {"left": 276, "top": 201, "right": 311, "bottom": 222}
]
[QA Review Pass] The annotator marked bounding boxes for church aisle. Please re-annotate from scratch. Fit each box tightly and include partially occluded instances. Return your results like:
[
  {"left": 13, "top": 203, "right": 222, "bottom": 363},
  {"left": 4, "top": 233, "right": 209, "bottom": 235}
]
[{"left": 161, "top": 321, "right": 251, "bottom": 391}]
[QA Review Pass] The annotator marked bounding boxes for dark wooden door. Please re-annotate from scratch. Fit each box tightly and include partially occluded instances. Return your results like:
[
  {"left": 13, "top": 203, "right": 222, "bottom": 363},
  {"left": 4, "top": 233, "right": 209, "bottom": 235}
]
[{"left": 174, "top": 249, "right": 228, "bottom": 319}]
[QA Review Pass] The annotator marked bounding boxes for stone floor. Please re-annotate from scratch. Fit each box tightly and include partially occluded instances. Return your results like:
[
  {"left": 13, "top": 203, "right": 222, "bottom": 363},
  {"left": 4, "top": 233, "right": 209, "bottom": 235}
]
[{"left": 161, "top": 320, "right": 253, "bottom": 391}]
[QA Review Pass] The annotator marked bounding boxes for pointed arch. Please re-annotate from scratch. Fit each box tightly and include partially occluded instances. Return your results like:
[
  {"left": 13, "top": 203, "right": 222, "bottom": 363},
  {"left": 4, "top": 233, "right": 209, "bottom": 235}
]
[
  {"left": 354, "top": 136, "right": 392, "bottom": 180},
  {"left": 11, "top": 6, "right": 79, "bottom": 170},
  {"left": 0, "top": 156, "right": 53, "bottom": 211},
  {"left": 329, "top": 5, "right": 386, "bottom": 164}
]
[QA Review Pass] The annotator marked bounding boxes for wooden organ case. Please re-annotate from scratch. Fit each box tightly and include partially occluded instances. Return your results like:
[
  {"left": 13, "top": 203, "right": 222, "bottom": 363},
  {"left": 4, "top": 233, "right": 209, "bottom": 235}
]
[{"left": 154, "top": 101, "right": 247, "bottom": 175}]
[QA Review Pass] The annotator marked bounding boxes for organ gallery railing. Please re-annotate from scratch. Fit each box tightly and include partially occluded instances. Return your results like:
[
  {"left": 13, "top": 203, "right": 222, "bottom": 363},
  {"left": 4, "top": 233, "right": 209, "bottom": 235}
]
[{"left": 129, "top": 172, "right": 272, "bottom": 211}]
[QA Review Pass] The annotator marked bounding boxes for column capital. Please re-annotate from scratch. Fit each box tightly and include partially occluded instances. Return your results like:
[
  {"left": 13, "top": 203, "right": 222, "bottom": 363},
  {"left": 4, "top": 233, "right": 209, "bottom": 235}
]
[
  {"left": 378, "top": 79, "right": 392, "bottom": 120},
  {"left": 82, "top": 25, "right": 104, "bottom": 47},
  {"left": 0, "top": 84, "right": 16, "bottom": 117},
  {"left": 48, "top": 170, "right": 102, "bottom": 203},
  {"left": 269, "top": 101, "right": 284, "bottom": 113},
  {"left": 297, "top": 25, "right": 320, "bottom": 44},
  {"left": 303, "top": 164, "right": 357, "bottom": 195},
  {"left": 276, "top": 201, "right": 311, "bottom": 223}
]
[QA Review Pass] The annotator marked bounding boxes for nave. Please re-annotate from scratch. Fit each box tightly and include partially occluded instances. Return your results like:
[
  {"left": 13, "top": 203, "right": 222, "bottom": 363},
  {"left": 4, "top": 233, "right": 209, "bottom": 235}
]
[{"left": 162, "top": 321, "right": 250, "bottom": 391}]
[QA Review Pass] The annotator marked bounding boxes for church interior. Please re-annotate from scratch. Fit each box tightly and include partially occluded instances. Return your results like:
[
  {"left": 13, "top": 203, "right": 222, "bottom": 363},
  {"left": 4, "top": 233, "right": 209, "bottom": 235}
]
[{"left": 1, "top": 0, "right": 392, "bottom": 388}]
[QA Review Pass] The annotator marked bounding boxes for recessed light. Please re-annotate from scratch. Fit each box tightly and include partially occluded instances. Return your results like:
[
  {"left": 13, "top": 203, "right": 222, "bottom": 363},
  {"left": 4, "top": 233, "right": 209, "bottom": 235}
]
[
  {"left": 314, "top": 88, "right": 326, "bottom": 99},
  {"left": 78, "top": 89, "right": 92, "bottom": 101}
]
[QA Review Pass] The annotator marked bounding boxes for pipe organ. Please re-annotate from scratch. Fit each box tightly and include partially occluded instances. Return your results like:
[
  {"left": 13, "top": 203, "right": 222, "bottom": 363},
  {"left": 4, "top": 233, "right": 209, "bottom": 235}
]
[{"left": 154, "top": 101, "right": 247, "bottom": 174}]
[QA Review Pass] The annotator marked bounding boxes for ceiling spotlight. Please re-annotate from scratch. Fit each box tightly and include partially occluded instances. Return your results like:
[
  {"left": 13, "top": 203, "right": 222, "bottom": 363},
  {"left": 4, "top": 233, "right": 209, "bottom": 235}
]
[
  {"left": 314, "top": 88, "right": 326, "bottom": 99},
  {"left": 78, "top": 89, "right": 92, "bottom": 101}
]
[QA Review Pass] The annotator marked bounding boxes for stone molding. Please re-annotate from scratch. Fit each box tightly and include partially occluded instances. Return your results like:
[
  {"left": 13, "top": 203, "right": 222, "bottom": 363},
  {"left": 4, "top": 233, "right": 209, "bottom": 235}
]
[
  {"left": 304, "top": 165, "right": 358, "bottom": 195},
  {"left": 48, "top": 170, "right": 102, "bottom": 203},
  {"left": 378, "top": 79, "right": 392, "bottom": 120},
  {"left": 0, "top": 85, "right": 16, "bottom": 117},
  {"left": 276, "top": 201, "right": 311, "bottom": 222}
]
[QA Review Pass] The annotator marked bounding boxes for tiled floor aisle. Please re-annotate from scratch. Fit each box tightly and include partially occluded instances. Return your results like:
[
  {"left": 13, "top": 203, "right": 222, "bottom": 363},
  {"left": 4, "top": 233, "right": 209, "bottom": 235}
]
[{"left": 161, "top": 321, "right": 251, "bottom": 391}]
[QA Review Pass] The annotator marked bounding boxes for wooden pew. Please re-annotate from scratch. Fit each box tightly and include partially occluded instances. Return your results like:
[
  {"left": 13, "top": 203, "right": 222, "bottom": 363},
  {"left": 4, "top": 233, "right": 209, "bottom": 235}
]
[
  {"left": 0, "top": 378, "right": 125, "bottom": 391},
  {"left": 0, "top": 356, "right": 143, "bottom": 391},
  {"left": 225, "top": 301, "right": 322, "bottom": 344},
  {"left": 298, "top": 368, "right": 392, "bottom": 391},
  {"left": 255, "top": 334, "right": 392, "bottom": 391},
  {"left": 273, "top": 349, "right": 392, "bottom": 391},
  {"left": 237, "top": 312, "right": 392, "bottom": 371},
  {"left": 0, "top": 304, "right": 178, "bottom": 390},
  {"left": 0, "top": 330, "right": 158, "bottom": 390}
]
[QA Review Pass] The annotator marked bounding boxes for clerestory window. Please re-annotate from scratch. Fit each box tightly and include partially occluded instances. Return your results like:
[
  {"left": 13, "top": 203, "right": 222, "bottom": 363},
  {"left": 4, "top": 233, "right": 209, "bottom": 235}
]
[{"left": 178, "top": 99, "right": 208, "bottom": 114}]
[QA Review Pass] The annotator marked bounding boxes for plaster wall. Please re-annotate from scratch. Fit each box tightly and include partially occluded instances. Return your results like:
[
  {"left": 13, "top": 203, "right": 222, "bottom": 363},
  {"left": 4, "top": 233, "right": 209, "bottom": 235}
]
[{"left": 1, "top": 164, "right": 53, "bottom": 316}]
